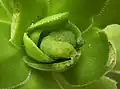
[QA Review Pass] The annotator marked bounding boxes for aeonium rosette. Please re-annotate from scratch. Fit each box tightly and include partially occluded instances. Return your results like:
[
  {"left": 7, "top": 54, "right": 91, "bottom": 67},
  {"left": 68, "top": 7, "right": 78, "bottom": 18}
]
[{"left": 23, "top": 12, "right": 84, "bottom": 72}]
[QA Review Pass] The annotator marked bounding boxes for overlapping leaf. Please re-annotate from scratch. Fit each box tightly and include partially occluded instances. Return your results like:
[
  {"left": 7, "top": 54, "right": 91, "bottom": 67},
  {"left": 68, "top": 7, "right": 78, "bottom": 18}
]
[
  {"left": 0, "top": 0, "right": 120, "bottom": 89},
  {"left": 10, "top": 0, "right": 49, "bottom": 46},
  {"left": 17, "top": 70, "right": 61, "bottom": 89},
  {"left": 68, "top": 0, "right": 120, "bottom": 30},
  {"left": 104, "top": 24, "right": 120, "bottom": 73},
  {"left": 0, "top": 21, "right": 30, "bottom": 88},
  {"left": 62, "top": 27, "right": 109, "bottom": 85},
  {"left": 0, "top": 1, "right": 48, "bottom": 88},
  {"left": 0, "top": 0, "right": 70, "bottom": 89},
  {"left": 81, "top": 76, "right": 117, "bottom": 89},
  {"left": 53, "top": 73, "right": 117, "bottom": 89},
  {"left": 107, "top": 72, "right": 120, "bottom": 88}
]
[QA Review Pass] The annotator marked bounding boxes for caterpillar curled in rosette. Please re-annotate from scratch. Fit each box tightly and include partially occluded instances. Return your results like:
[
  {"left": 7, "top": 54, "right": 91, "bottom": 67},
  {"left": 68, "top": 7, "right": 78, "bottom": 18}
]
[{"left": 23, "top": 12, "right": 84, "bottom": 72}]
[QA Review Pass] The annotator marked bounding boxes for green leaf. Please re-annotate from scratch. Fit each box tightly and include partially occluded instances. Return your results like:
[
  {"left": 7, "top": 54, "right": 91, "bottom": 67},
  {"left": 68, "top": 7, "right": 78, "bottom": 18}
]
[
  {"left": 0, "top": 2, "right": 11, "bottom": 22},
  {"left": 107, "top": 72, "right": 120, "bottom": 88},
  {"left": 48, "top": 0, "right": 69, "bottom": 15},
  {"left": 27, "top": 12, "right": 69, "bottom": 32},
  {"left": 10, "top": 0, "right": 49, "bottom": 47},
  {"left": 94, "top": 0, "right": 120, "bottom": 28},
  {"left": 24, "top": 51, "right": 80, "bottom": 72},
  {"left": 0, "top": 0, "right": 13, "bottom": 17},
  {"left": 23, "top": 33, "right": 53, "bottom": 63},
  {"left": 0, "top": 21, "right": 30, "bottom": 88},
  {"left": 17, "top": 70, "right": 62, "bottom": 89},
  {"left": 53, "top": 73, "right": 117, "bottom": 89},
  {"left": 81, "top": 76, "right": 118, "bottom": 89},
  {"left": 62, "top": 27, "right": 109, "bottom": 85},
  {"left": 69, "top": 0, "right": 106, "bottom": 31},
  {"left": 104, "top": 24, "right": 120, "bottom": 73},
  {"left": 65, "top": 21, "right": 84, "bottom": 47}
]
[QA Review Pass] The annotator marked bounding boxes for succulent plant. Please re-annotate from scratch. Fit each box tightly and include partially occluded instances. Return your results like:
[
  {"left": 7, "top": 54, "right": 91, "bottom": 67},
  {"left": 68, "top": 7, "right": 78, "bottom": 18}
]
[{"left": 0, "top": 0, "right": 120, "bottom": 89}]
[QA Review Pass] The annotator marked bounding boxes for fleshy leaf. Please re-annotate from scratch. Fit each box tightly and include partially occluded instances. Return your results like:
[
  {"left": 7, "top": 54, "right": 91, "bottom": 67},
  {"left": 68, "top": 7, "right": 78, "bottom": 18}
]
[
  {"left": 0, "top": 0, "right": 13, "bottom": 17},
  {"left": 62, "top": 27, "right": 109, "bottom": 85},
  {"left": 23, "top": 33, "right": 54, "bottom": 63},
  {"left": 40, "top": 35, "right": 77, "bottom": 60},
  {"left": 94, "top": 0, "right": 120, "bottom": 28},
  {"left": 27, "top": 12, "right": 69, "bottom": 32},
  {"left": 53, "top": 73, "right": 117, "bottom": 89},
  {"left": 24, "top": 52, "right": 80, "bottom": 72},
  {"left": 10, "top": 0, "right": 49, "bottom": 46},
  {"left": 69, "top": 0, "right": 106, "bottom": 30},
  {"left": 48, "top": 0, "right": 69, "bottom": 15},
  {"left": 0, "top": 2, "right": 11, "bottom": 23},
  {"left": 17, "top": 70, "right": 62, "bottom": 89},
  {"left": 107, "top": 72, "right": 120, "bottom": 88},
  {"left": 30, "top": 30, "right": 41, "bottom": 45},
  {"left": 104, "top": 24, "right": 120, "bottom": 73},
  {"left": 65, "top": 21, "right": 84, "bottom": 47},
  {"left": 0, "top": 21, "right": 30, "bottom": 88},
  {"left": 81, "top": 76, "right": 117, "bottom": 89}
]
